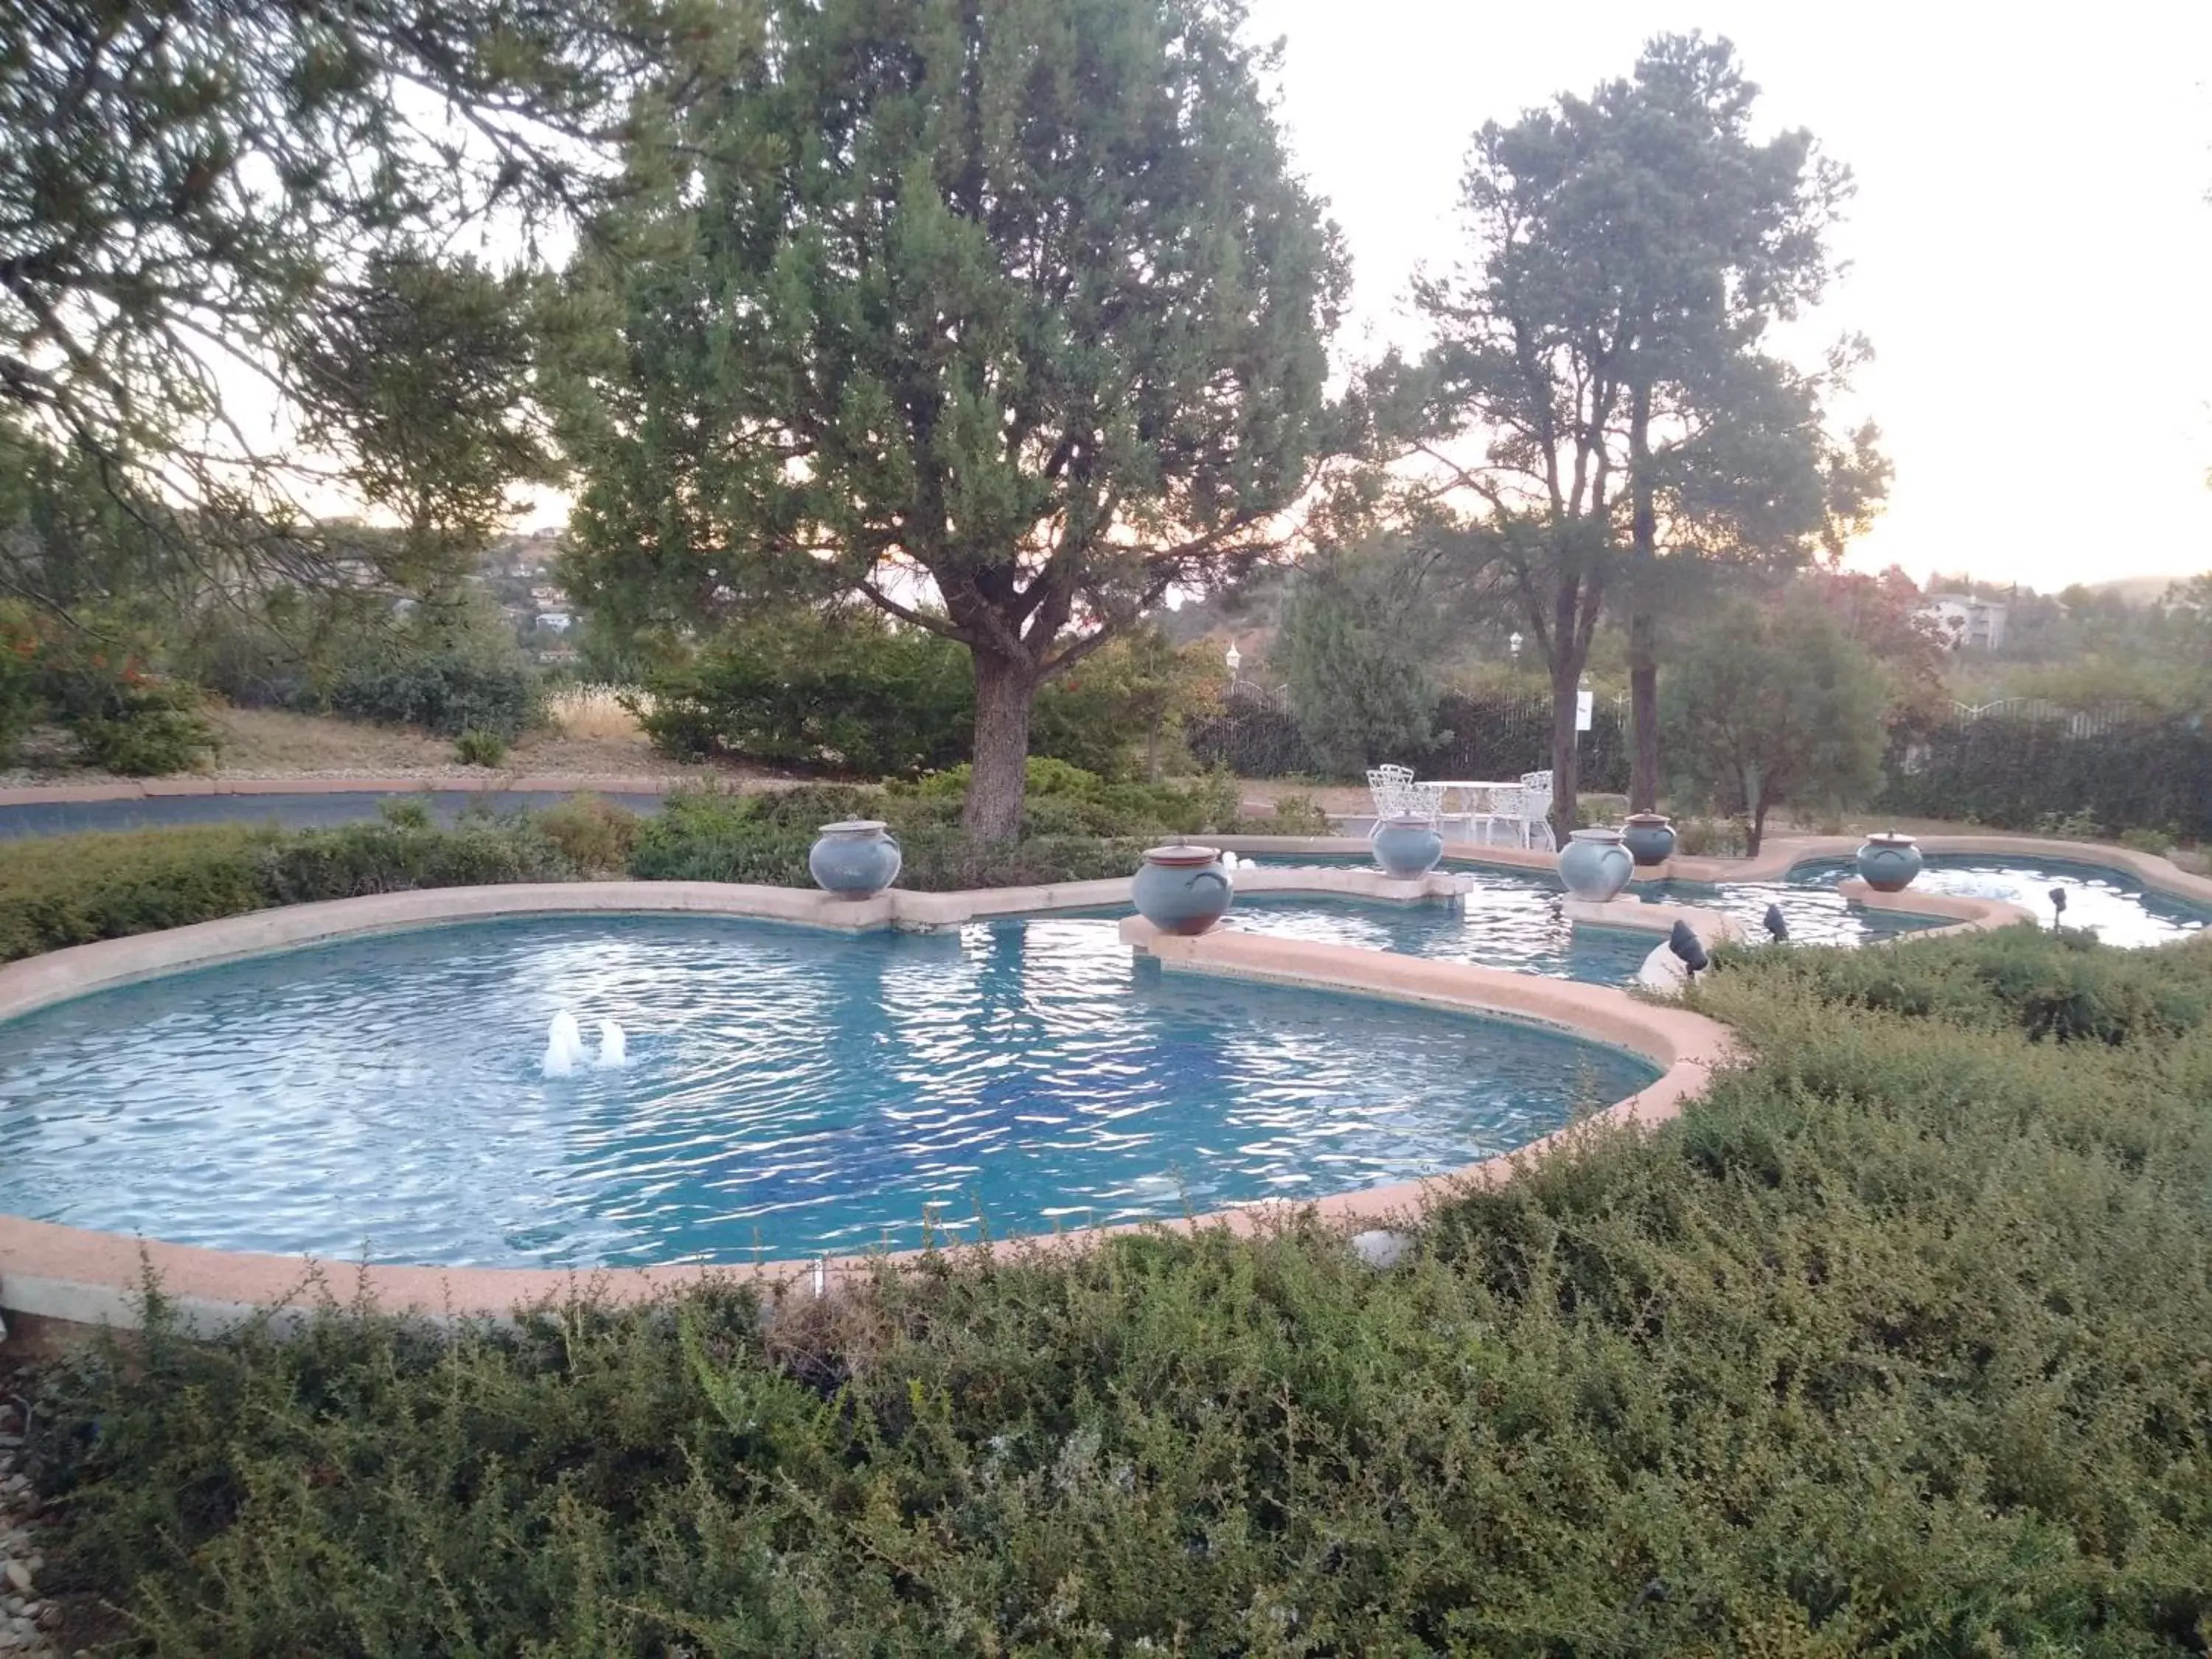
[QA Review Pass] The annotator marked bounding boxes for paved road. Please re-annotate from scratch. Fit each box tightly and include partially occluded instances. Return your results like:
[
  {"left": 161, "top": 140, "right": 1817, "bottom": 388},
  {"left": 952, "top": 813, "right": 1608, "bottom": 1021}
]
[{"left": 0, "top": 789, "right": 669, "bottom": 841}]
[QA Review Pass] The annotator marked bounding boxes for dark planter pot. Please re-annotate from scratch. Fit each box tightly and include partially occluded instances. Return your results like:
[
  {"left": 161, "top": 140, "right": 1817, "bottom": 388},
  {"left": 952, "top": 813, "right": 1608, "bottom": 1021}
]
[
  {"left": 1133, "top": 844, "right": 1234, "bottom": 935},
  {"left": 1371, "top": 816, "right": 1444, "bottom": 879},
  {"left": 809, "top": 819, "right": 902, "bottom": 898},
  {"left": 1855, "top": 831, "right": 1924, "bottom": 893},
  {"left": 1621, "top": 812, "right": 1677, "bottom": 867}
]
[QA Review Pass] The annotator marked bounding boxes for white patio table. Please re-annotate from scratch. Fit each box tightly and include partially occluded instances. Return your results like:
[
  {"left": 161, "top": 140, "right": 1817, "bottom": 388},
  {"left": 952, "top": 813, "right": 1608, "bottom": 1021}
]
[{"left": 1426, "top": 779, "right": 1525, "bottom": 845}]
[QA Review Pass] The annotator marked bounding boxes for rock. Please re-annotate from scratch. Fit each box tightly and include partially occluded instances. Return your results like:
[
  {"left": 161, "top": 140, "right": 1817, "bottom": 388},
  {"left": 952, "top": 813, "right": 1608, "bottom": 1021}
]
[
  {"left": 1349, "top": 1229, "right": 1414, "bottom": 1270},
  {"left": 1, "top": 1561, "right": 28, "bottom": 1595}
]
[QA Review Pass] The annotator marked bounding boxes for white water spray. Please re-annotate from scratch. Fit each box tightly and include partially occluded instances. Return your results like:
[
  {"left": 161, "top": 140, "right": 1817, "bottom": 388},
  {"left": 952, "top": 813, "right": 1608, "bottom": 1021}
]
[
  {"left": 541, "top": 1011, "right": 589, "bottom": 1077},
  {"left": 594, "top": 1018, "right": 627, "bottom": 1070}
]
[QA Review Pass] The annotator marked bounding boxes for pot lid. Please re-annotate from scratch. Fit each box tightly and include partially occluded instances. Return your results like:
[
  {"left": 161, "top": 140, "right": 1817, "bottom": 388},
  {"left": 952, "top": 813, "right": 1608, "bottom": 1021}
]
[
  {"left": 818, "top": 818, "right": 889, "bottom": 835},
  {"left": 1142, "top": 843, "right": 1221, "bottom": 865},
  {"left": 1863, "top": 830, "right": 1918, "bottom": 846},
  {"left": 1377, "top": 813, "right": 1440, "bottom": 827},
  {"left": 1568, "top": 826, "right": 1624, "bottom": 841}
]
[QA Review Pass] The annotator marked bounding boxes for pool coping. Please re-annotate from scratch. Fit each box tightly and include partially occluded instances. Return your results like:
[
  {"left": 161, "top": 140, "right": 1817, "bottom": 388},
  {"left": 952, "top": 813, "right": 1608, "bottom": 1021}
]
[{"left": 0, "top": 874, "right": 1733, "bottom": 1338}]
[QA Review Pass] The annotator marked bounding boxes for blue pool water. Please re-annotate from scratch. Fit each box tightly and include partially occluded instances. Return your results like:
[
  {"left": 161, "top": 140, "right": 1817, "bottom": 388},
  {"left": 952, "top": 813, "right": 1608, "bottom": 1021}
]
[
  {"left": 0, "top": 916, "right": 1655, "bottom": 1269},
  {"left": 1248, "top": 858, "right": 1940, "bottom": 955},
  {"left": 1785, "top": 855, "right": 2207, "bottom": 949},
  {"left": 1251, "top": 849, "right": 2205, "bottom": 951},
  {"left": 1223, "top": 889, "right": 1655, "bottom": 983}
]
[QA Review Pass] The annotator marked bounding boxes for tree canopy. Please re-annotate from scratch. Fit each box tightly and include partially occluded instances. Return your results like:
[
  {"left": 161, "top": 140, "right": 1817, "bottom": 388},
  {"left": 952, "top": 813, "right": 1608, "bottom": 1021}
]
[
  {"left": 555, "top": 0, "right": 1350, "bottom": 837},
  {"left": 0, "top": 0, "right": 691, "bottom": 605},
  {"left": 1406, "top": 33, "right": 1882, "bottom": 830},
  {"left": 1663, "top": 594, "right": 1887, "bottom": 853}
]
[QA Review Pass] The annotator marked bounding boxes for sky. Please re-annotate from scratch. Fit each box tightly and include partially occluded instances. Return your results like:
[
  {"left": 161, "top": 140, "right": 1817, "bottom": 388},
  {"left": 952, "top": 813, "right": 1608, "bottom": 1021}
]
[{"left": 1243, "top": 0, "right": 2212, "bottom": 591}]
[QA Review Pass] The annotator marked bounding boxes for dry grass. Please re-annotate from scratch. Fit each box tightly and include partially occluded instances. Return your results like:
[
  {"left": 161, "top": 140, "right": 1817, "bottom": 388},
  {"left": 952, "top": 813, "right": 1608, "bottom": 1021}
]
[{"left": 546, "top": 683, "right": 649, "bottom": 742}]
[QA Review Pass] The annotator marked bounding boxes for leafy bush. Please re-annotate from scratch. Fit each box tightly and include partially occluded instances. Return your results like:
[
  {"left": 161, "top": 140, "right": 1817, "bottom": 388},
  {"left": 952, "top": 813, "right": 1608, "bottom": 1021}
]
[
  {"left": 1672, "top": 813, "right": 1748, "bottom": 857},
  {"left": 1884, "top": 709, "right": 2212, "bottom": 841},
  {"left": 0, "top": 606, "right": 38, "bottom": 763},
  {"left": 24, "top": 928, "right": 2212, "bottom": 1653},
  {"left": 63, "top": 679, "right": 220, "bottom": 776},
  {"left": 256, "top": 818, "right": 576, "bottom": 905},
  {"left": 0, "top": 817, "right": 576, "bottom": 962},
  {"left": 1232, "top": 790, "right": 1332, "bottom": 835},
  {"left": 452, "top": 728, "right": 509, "bottom": 767},
  {"left": 532, "top": 793, "right": 641, "bottom": 873},
  {"left": 639, "top": 613, "right": 1211, "bottom": 783},
  {"left": 636, "top": 611, "right": 975, "bottom": 776},
  {"left": 328, "top": 639, "right": 540, "bottom": 740},
  {"left": 0, "top": 825, "right": 271, "bottom": 961}
]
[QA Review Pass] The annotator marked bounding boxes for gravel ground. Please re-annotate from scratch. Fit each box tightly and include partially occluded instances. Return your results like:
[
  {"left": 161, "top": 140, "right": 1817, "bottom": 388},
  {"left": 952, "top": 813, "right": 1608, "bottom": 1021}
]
[{"left": 0, "top": 1385, "right": 63, "bottom": 1658}]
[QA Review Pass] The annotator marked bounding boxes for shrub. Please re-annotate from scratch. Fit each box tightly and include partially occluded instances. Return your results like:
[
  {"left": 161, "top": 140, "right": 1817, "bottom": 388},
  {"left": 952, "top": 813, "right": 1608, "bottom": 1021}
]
[
  {"left": 257, "top": 818, "right": 576, "bottom": 905},
  {"left": 24, "top": 928, "right": 2212, "bottom": 1653},
  {"left": 637, "top": 611, "right": 974, "bottom": 776},
  {"left": 532, "top": 794, "right": 641, "bottom": 873},
  {"left": 329, "top": 641, "right": 540, "bottom": 740},
  {"left": 0, "top": 607, "right": 38, "bottom": 763},
  {"left": 2118, "top": 824, "right": 2178, "bottom": 856},
  {"left": 1234, "top": 790, "right": 1332, "bottom": 835},
  {"left": 0, "top": 825, "right": 270, "bottom": 961},
  {"left": 1672, "top": 813, "right": 1747, "bottom": 857},
  {"left": 451, "top": 728, "right": 509, "bottom": 767}
]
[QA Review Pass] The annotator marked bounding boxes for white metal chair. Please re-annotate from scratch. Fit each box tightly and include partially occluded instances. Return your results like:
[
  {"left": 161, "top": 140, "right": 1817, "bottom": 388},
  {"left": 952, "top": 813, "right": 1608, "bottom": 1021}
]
[
  {"left": 1516, "top": 771, "right": 1557, "bottom": 851},
  {"left": 1364, "top": 765, "right": 1417, "bottom": 835}
]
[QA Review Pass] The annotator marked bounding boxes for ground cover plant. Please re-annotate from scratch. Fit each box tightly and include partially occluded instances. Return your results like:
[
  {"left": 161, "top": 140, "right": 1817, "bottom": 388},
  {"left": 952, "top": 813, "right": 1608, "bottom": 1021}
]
[{"left": 11, "top": 925, "right": 2211, "bottom": 1653}]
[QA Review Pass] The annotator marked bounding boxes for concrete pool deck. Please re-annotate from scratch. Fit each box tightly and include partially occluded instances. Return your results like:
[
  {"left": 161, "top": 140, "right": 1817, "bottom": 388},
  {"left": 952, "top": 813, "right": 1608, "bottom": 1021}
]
[{"left": 0, "top": 870, "right": 1733, "bottom": 1342}]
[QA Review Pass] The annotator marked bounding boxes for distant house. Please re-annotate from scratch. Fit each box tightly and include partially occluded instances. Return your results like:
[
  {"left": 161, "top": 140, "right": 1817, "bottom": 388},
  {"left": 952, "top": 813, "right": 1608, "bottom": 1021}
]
[
  {"left": 538, "top": 611, "right": 574, "bottom": 633},
  {"left": 1916, "top": 593, "right": 2007, "bottom": 651}
]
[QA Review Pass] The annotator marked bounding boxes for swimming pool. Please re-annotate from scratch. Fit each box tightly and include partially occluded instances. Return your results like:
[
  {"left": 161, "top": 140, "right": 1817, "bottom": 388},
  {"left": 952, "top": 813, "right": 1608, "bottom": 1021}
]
[{"left": 0, "top": 915, "right": 1656, "bottom": 1270}]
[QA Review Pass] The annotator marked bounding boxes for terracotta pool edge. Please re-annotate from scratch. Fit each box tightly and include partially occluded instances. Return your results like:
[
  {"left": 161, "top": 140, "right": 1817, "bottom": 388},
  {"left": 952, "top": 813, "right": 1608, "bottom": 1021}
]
[{"left": 0, "top": 880, "right": 1733, "bottom": 1338}]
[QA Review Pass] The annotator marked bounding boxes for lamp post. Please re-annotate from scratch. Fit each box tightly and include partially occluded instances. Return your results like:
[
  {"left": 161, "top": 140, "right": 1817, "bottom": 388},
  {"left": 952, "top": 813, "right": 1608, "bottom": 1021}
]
[
  {"left": 1224, "top": 640, "right": 1244, "bottom": 699},
  {"left": 1508, "top": 630, "right": 1523, "bottom": 665}
]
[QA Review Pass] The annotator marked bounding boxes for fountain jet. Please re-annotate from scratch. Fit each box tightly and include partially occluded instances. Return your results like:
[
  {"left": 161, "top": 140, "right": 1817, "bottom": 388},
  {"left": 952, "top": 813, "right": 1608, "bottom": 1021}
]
[
  {"left": 596, "top": 1019, "right": 628, "bottom": 1070},
  {"left": 542, "top": 1011, "right": 588, "bottom": 1077}
]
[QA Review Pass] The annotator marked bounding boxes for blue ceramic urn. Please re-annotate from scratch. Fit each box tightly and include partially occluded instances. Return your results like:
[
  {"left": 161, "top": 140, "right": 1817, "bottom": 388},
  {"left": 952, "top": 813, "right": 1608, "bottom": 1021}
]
[
  {"left": 1371, "top": 815, "right": 1444, "bottom": 879},
  {"left": 1621, "top": 812, "right": 1677, "bottom": 868},
  {"left": 810, "top": 819, "right": 902, "bottom": 898},
  {"left": 1133, "top": 844, "right": 1234, "bottom": 935},
  {"left": 1855, "top": 831, "right": 1923, "bottom": 893},
  {"left": 1557, "top": 827, "right": 1634, "bottom": 902}
]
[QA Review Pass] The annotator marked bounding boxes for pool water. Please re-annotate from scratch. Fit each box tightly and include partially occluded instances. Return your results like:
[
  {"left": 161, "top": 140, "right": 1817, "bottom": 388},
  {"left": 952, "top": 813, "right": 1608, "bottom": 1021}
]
[
  {"left": 1785, "top": 856, "right": 2207, "bottom": 949},
  {"left": 0, "top": 917, "right": 1655, "bottom": 1270},
  {"left": 1251, "top": 849, "right": 2205, "bottom": 951},
  {"left": 1222, "top": 888, "right": 1655, "bottom": 984},
  {"left": 1247, "top": 858, "right": 1941, "bottom": 956}
]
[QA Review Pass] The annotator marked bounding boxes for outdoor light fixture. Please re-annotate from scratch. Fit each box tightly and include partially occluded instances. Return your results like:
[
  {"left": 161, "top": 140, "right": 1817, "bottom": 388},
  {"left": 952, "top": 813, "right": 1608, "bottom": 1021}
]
[
  {"left": 1509, "top": 630, "right": 1523, "bottom": 661},
  {"left": 1224, "top": 641, "right": 1242, "bottom": 673}
]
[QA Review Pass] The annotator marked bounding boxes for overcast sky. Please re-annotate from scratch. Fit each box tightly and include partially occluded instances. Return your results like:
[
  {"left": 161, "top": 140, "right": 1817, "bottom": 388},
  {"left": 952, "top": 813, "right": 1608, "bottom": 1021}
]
[{"left": 1245, "top": 0, "right": 2212, "bottom": 591}]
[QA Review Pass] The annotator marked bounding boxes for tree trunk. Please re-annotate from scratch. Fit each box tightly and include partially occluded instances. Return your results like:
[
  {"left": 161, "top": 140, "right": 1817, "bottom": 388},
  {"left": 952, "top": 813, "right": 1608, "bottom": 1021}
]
[
  {"left": 1627, "top": 383, "right": 1660, "bottom": 813},
  {"left": 1548, "top": 649, "right": 1582, "bottom": 845},
  {"left": 1629, "top": 607, "right": 1658, "bottom": 812},
  {"left": 962, "top": 650, "right": 1037, "bottom": 843}
]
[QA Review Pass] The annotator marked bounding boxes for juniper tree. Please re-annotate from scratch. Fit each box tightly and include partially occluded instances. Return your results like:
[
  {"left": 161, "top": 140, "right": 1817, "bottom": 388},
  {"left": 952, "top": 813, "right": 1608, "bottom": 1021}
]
[{"left": 554, "top": 0, "right": 1349, "bottom": 838}]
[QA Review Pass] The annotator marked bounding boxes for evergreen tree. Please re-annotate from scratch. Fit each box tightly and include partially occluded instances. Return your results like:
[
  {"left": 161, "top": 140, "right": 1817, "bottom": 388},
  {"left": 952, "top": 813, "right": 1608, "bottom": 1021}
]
[{"left": 555, "top": 0, "right": 1349, "bottom": 838}]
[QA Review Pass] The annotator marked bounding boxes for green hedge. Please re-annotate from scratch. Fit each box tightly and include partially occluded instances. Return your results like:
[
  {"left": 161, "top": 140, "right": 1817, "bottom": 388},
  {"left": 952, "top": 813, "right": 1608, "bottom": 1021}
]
[
  {"left": 0, "top": 818, "right": 580, "bottom": 963},
  {"left": 18, "top": 926, "right": 2212, "bottom": 1652},
  {"left": 1882, "top": 712, "right": 2212, "bottom": 841},
  {"left": 0, "top": 767, "right": 1242, "bottom": 963}
]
